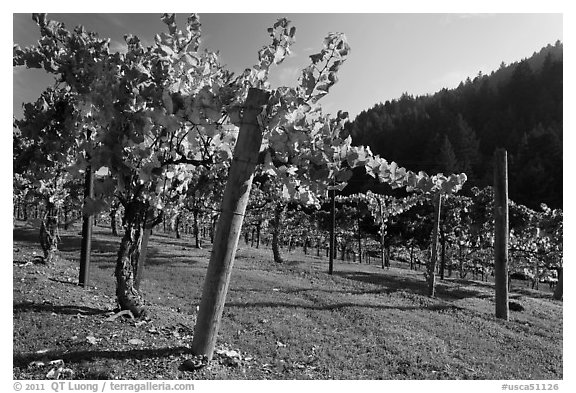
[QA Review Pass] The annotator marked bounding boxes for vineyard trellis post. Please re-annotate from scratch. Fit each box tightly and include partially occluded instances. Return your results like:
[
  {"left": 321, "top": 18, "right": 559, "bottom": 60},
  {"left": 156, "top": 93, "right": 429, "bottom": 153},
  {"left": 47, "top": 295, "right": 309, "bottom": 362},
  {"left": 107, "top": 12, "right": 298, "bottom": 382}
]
[
  {"left": 356, "top": 201, "right": 362, "bottom": 264},
  {"left": 79, "top": 164, "right": 94, "bottom": 287},
  {"left": 427, "top": 193, "right": 442, "bottom": 297},
  {"left": 328, "top": 186, "right": 335, "bottom": 275},
  {"left": 191, "top": 88, "right": 270, "bottom": 360},
  {"left": 376, "top": 197, "right": 387, "bottom": 270},
  {"left": 553, "top": 268, "right": 562, "bottom": 300},
  {"left": 494, "top": 148, "right": 509, "bottom": 320}
]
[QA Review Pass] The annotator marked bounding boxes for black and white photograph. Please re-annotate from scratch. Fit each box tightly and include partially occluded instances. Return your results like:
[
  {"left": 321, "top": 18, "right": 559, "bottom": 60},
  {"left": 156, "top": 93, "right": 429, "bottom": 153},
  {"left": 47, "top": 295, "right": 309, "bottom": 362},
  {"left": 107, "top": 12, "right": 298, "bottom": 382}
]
[{"left": 8, "top": 1, "right": 569, "bottom": 391}]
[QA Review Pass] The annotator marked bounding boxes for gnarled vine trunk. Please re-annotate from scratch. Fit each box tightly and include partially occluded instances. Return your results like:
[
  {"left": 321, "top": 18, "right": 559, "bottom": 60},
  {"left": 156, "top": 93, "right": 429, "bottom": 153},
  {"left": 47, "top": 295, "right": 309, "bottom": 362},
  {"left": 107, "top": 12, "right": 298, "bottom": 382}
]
[
  {"left": 115, "top": 200, "right": 148, "bottom": 318},
  {"left": 380, "top": 227, "right": 387, "bottom": 269},
  {"left": 255, "top": 221, "right": 261, "bottom": 249},
  {"left": 458, "top": 245, "right": 466, "bottom": 278},
  {"left": 39, "top": 202, "right": 58, "bottom": 265},
  {"left": 175, "top": 213, "right": 182, "bottom": 239},
  {"left": 271, "top": 203, "right": 285, "bottom": 263},
  {"left": 193, "top": 209, "right": 201, "bottom": 248},
  {"left": 110, "top": 201, "right": 119, "bottom": 236}
]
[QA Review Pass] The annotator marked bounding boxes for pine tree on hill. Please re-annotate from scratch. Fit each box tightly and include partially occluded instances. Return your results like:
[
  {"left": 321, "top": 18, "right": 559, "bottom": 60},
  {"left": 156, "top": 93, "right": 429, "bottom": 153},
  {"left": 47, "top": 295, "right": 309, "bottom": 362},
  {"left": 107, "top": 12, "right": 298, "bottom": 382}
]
[
  {"left": 436, "top": 135, "right": 459, "bottom": 175},
  {"left": 346, "top": 42, "right": 562, "bottom": 208}
]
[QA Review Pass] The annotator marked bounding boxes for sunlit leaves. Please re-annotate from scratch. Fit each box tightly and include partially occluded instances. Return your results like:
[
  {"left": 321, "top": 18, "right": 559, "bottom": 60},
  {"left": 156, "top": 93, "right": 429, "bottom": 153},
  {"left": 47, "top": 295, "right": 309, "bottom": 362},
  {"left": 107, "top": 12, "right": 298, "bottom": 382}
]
[
  {"left": 156, "top": 13, "right": 201, "bottom": 54},
  {"left": 232, "top": 18, "right": 297, "bottom": 93},
  {"left": 31, "top": 13, "right": 47, "bottom": 26},
  {"left": 337, "top": 192, "right": 424, "bottom": 232},
  {"left": 507, "top": 198, "right": 563, "bottom": 269},
  {"left": 299, "top": 32, "right": 350, "bottom": 103},
  {"left": 264, "top": 18, "right": 296, "bottom": 67},
  {"left": 15, "top": 13, "right": 470, "bottom": 233},
  {"left": 13, "top": 13, "right": 114, "bottom": 217},
  {"left": 15, "top": 14, "right": 111, "bottom": 95}
]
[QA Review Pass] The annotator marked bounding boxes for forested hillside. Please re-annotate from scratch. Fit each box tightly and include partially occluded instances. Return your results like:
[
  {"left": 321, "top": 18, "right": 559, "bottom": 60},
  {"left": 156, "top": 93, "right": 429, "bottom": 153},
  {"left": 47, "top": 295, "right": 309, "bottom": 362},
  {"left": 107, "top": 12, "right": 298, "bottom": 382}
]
[{"left": 347, "top": 41, "right": 563, "bottom": 209}]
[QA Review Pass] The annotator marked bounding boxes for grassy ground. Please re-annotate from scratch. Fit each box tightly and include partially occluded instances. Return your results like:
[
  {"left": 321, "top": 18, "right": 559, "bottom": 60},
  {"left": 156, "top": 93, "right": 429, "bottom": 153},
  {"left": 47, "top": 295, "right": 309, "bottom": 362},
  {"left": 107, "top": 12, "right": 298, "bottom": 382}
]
[{"left": 12, "top": 221, "right": 562, "bottom": 380}]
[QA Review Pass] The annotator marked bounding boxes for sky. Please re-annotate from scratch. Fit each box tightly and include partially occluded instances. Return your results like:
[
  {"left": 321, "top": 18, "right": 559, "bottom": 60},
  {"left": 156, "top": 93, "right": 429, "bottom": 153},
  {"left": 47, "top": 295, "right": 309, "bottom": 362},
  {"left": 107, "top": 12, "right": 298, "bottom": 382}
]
[{"left": 11, "top": 11, "right": 563, "bottom": 120}]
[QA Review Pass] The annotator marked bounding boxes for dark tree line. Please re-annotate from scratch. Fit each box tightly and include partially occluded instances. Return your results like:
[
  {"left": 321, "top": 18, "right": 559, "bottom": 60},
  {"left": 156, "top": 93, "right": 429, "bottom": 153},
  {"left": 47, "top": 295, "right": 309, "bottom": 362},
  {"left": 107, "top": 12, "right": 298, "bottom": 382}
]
[{"left": 346, "top": 41, "right": 562, "bottom": 209}]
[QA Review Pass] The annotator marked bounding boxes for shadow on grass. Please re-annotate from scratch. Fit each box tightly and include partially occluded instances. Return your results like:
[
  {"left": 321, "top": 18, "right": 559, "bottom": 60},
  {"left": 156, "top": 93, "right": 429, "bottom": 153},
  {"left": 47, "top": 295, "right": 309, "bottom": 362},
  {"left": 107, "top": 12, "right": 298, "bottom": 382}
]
[
  {"left": 146, "top": 257, "right": 204, "bottom": 267},
  {"left": 435, "top": 285, "right": 489, "bottom": 301},
  {"left": 141, "top": 248, "right": 204, "bottom": 267},
  {"left": 229, "top": 286, "right": 395, "bottom": 296},
  {"left": 13, "top": 346, "right": 194, "bottom": 369},
  {"left": 13, "top": 225, "right": 122, "bottom": 255},
  {"left": 94, "top": 251, "right": 204, "bottom": 271},
  {"left": 333, "top": 270, "right": 489, "bottom": 301},
  {"left": 447, "top": 277, "right": 554, "bottom": 299},
  {"left": 13, "top": 301, "right": 109, "bottom": 316},
  {"left": 290, "top": 287, "right": 394, "bottom": 296},
  {"left": 149, "top": 238, "right": 192, "bottom": 249},
  {"left": 334, "top": 271, "right": 427, "bottom": 295},
  {"left": 447, "top": 277, "right": 494, "bottom": 289},
  {"left": 58, "top": 234, "right": 121, "bottom": 254},
  {"left": 509, "top": 286, "right": 556, "bottom": 300},
  {"left": 13, "top": 226, "right": 41, "bottom": 244},
  {"left": 148, "top": 231, "right": 180, "bottom": 240},
  {"left": 225, "top": 300, "right": 459, "bottom": 313},
  {"left": 148, "top": 235, "right": 212, "bottom": 250}
]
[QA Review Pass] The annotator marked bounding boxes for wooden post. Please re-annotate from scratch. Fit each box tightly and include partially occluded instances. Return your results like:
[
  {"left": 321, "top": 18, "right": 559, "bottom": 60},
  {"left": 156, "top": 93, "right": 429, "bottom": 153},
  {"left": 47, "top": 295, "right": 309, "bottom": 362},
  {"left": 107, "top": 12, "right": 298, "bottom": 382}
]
[
  {"left": 381, "top": 227, "right": 386, "bottom": 269},
  {"left": 79, "top": 165, "right": 94, "bottom": 288},
  {"left": 376, "top": 197, "right": 386, "bottom": 269},
  {"left": 357, "top": 204, "right": 362, "bottom": 264},
  {"left": 427, "top": 193, "right": 442, "bottom": 297},
  {"left": 439, "top": 229, "right": 446, "bottom": 280},
  {"left": 553, "top": 267, "right": 563, "bottom": 300},
  {"left": 494, "top": 148, "right": 509, "bottom": 320},
  {"left": 328, "top": 187, "right": 335, "bottom": 275},
  {"left": 191, "top": 88, "right": 269, "bottom": 360}
]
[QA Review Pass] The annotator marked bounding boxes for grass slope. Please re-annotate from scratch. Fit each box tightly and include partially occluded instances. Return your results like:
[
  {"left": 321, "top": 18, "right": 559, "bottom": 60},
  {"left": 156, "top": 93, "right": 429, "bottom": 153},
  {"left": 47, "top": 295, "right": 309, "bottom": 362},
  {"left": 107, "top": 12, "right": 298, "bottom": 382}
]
[{"left": 12, "top": 221, "right": 562, "bottom": 380}]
